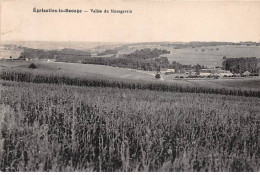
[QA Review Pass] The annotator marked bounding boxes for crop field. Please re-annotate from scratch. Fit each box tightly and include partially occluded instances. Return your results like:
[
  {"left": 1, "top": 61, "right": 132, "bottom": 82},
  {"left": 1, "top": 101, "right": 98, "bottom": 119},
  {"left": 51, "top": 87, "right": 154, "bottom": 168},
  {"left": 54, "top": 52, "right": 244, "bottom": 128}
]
[
  {"left": 0, "top": 80, "right": 260, "bottom": 172},
  {"left": 165, "top": 78, "right": 260, "bottom": 91},
  {"left": 210, "top": 78, "right": 260, "bottom": 90},
  {"left": 2, "top": 68, "right": 260, "bottom": 98},
  {"left": 161, "top": 45, "right": 260, "bottom": 67},
  {"left": 2, "top": 60, "right": 260, "bottom": 92}
]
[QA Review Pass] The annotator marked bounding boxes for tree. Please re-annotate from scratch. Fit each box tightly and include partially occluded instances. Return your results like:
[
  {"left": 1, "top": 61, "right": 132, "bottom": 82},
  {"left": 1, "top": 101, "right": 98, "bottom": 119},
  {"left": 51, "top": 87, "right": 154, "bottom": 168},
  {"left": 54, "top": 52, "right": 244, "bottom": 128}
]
[
  {"left": 155, "top": 73, "right": 161, "bottom": 79},
  {"left": 29, "top": 63, "right": 37, "bottom": 69},
  {"left": 222, "top": 57, "right": 258, "bottom": 73}
]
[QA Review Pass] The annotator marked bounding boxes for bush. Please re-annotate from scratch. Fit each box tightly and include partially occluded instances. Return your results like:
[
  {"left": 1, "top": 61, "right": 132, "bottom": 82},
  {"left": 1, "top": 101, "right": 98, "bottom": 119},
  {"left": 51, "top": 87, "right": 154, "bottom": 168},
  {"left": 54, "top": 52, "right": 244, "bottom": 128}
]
[
  {"left": 155, "top": 73, "right": 161, "bottom": 79},
  {"left": 250, "top": 73, "right": 259, "bottom": 76},
  {"left": 187, "top": 75, "right": 195, "bottom": 78},
  {"left": 29, "top": 63, "right": 37, "bottom": 69}
]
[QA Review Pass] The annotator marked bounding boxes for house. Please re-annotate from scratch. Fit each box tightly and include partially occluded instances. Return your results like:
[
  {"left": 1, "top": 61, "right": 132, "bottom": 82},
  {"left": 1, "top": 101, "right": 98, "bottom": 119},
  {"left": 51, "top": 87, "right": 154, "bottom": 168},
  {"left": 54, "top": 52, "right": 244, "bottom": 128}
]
[
  {"left": 199, "top": 68, "right": 233, "bottom": 77},
  {"left": 243, "top": 71, "right": 251, "bottom": 76},
  {"left": 25, "top": 58, "right": 33, "bottom": 61},
  {"left": 217, "top": 70, "right": 233, "bottom": 77},
  {"left": 185, "top": 69, "right": 196, "bottom": 75},
  {"left": 160, "top": 68, "right": 168, "bottom": 73},
  {"left": 161, "top": 68, "right": 175, "bottom": 74},
  {"left": 166, "top": 69, "right": 175, "bottom": 73},
  {"left": 47, "top": 59, "right": 56, "bottom": 62},
  {"left": 199, "top": 69, "right": 212, "bottom": 76}
]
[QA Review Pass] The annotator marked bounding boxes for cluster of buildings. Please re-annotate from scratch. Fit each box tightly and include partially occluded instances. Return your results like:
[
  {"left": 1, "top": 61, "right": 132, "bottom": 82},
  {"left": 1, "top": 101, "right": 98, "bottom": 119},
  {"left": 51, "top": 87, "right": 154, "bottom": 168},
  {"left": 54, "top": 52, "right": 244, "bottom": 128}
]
[
  {"left": 198, "top": 68, "right": 254, "bottom": 77},
  {"left": 160, "top": 67, "right": 254, "bottom": 78},
  {"left": 199, "top": 68, "right": 233, "bottom": 77}
]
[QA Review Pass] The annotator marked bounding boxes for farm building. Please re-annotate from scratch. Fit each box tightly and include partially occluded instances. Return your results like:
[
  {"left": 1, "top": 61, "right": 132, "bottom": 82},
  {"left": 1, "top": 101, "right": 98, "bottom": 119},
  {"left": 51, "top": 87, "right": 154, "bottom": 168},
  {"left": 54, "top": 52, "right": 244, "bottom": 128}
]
[
  {"left": 199, "top": 69, "right": 212, "bottom": 76},
  {"left": 185, "top": 69, "right": 196, "bottom": 75},
  {"left": 25, "top": 58, "right": 33, "bottom": 61},
  {"left": 161, "top": 68, "right": 175, "bottom": 74},
  {"left": 216, "top": 70, "right": 233, "bottom": 77},
  {"left": 166, "top": 69, "right": 175, "bottom": 73},
  {"left": 200, "top": 68, "right": 233, "bottom": 77},
  {"left": 47, "top": 59, "right": 56, "bottom": 62},
  {"left": 243, "top": 71, "right": 251, "bottom": 76}
]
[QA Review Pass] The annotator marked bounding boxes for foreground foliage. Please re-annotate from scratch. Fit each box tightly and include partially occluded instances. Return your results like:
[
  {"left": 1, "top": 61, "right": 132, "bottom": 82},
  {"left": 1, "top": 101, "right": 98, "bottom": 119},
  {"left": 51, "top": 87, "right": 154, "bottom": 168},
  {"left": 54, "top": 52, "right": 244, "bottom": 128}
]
[{"left": 0, "top": 81, "right": 259, "bottom": 171}]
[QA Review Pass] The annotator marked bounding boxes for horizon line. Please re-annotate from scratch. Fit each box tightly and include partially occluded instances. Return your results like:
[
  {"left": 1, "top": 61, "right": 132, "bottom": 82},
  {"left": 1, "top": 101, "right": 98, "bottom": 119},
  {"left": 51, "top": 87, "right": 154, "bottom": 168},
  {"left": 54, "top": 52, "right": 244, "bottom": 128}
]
[{"left": 2, "top": 40, "right": 260, "bottom": 44}]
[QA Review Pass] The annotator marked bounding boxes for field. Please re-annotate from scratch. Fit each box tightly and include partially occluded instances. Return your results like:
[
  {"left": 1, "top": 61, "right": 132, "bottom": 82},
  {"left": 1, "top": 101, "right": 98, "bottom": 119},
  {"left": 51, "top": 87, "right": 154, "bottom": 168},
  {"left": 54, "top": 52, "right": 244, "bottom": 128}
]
[
  {"left": 0, "top": 80, "right": 260, "bottom": 171},
  {"left": 1, "top": 60, "right": 260, "bottom": 91},
  {"left": 1, "top": 42, "right": 260, "bottom": 68},
  {"left": 1, "top": 44, "right": 260, "bottom": 172},
  {"left": 0, "top": 45, "right": 23, "bottom": 59},
  {"left": 162, "top": 45, "right": 260, "bottom": 67},
  {"left": 161, "top": 75, "right": 260, "bottom": 91}
]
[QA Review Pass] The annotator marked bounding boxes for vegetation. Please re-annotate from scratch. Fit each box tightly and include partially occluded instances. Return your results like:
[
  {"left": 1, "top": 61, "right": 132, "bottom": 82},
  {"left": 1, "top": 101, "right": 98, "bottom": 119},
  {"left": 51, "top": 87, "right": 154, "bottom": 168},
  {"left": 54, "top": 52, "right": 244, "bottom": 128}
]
[
  {"left": 97, "top": 49, "right": 118, "bottom": 56},
  {"left": 81, "top": 49, "right": 172, "bottom": 71},
  {"left": 2, "top": 43, "right": 259, "bottom": 172},
  {"left": 19, "top": 48, "right": 172, "bottom": 71},
  {"left": 81, "top": 56, "right": 169, "bottom": 71},
  {"left": 222, "top": 57, "right": 259, "bottom": 74},
  {"left": 19, "top": 48, "right": 91, "bottom": 63},
  {"left": 29, "top": 63, "right": 37, "bottom": 69},
  {"left": 1, "top": 69, "right": 260, "bottom": 98},
  {"left": 18, "top": 47, "right": 213, "bottom": 72},
  {"left": 155, "top": 73, "right": 161, "bottom": 79},
  {"left": 0, "top": 80, "right": 259, "bottom": 172},
  {"left": 122, "top": 48, "right": 170, "bottom": 59}
]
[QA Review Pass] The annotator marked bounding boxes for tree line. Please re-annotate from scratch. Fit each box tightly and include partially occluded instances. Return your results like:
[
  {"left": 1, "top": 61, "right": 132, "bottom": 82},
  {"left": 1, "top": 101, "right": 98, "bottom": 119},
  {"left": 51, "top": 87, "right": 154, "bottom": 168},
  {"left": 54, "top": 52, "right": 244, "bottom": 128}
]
[
  {"left": 19, "top": 47, "right": 208, "bottom": 72},
  {"left": 19, "top": 48, "right": 92, "bottom": 63},
  {"left": 222, "top": 57, "right": 259, "bottom": 74}
]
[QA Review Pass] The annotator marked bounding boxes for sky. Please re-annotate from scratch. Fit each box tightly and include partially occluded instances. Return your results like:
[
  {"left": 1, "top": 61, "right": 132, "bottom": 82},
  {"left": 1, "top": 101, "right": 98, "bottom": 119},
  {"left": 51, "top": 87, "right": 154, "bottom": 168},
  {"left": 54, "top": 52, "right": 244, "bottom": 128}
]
[{"left": 1, "top": 0, "right": 260, "bottom": 43}]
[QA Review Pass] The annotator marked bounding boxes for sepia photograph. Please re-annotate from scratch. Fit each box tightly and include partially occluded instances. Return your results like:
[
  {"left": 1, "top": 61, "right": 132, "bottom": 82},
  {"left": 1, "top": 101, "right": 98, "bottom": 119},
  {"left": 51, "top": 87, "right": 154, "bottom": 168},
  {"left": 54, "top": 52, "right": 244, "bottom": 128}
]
[{"left": 0, "top": 0, "right": 260, "bottom": 172}]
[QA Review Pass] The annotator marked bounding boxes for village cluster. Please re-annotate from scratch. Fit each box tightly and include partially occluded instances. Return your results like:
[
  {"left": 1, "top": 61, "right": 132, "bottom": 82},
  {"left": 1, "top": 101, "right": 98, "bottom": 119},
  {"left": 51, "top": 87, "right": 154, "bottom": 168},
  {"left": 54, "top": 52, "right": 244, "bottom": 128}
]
[{"left": 159, "top": 68, "right": 257, "bottom": 79}]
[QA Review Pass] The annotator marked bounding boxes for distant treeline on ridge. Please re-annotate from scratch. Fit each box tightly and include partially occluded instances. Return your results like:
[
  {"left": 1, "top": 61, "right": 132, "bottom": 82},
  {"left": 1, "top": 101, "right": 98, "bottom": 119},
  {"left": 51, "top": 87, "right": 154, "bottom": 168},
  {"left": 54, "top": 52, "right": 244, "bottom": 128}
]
[{"left": 19, "top": 47, "right": 174, "bottom": 71}]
